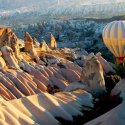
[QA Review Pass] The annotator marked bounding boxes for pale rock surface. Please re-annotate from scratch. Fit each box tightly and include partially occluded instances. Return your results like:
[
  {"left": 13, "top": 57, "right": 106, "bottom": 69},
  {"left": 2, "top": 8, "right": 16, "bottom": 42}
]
[
  {"left": 0, "top": 69, "right": 48, "bottom": 100},
  {"left": 71, "top": 90, "right": 94, "bottom": 107},
  {"left": 0, "top": 71, "right": 24, "bottom": 99},
  {"left": 80, "top": 53, "right": 106, "bottom": 93},
  {"left": 96, "top": 52, "right": 116, "bottom": 74},
  {"left": 65, "top": 62, "right": 82, "bottom": 76},
  {"left": 54, "top": 90, "right": 93, "bottom": 110},
  {"left": 18, "top": 39, "right": 24, "bottom": 49},
  {"left": 10, "top": 33, "right": 22, "bottom": 60},
  {"left": 0, "top": 27, "right": 12, "bottom": 47},
  {"left": 0, "top": 28, "right": 22, "bottom": 59},
  {"left": 50, "top": 76, "right": 68, "bottom": 90},
  {"left": 0, "top": 51, "right": 6, "bottom": 69},
  {"left": 0, "top": 90, "right": 93, "bottom": 125},
  {"left": 65, "top": 82, "right": 86, "bottom": 92},
  {"left": 33, "top": 37, "right": 40, "bottom": 48},
  {"left": 0, "top": 96, "right": 59, "bottom": 125},
  {"left": 1, "top": 46, "right": 20, "bottom": 69},
  {"left": 84, "top": 102, "right": 125, "bottom": 125},
  {"left": 40, "top": 40, "right": 52, "bottom": 52},
  {"left": 19, "top": 60, "right": 53, "bottom": 87},
  {"left": 24, "top": 32, "right": 38, "bottom": 58},
  {"left": 60, "top": 68, "right": 80, "bottom": 82},
  {"left": 24, "top": 32, "right": 34, "bottom": 52},
  {"left": 48, "top": 34, "right": 57, "bottom": 49},
  {"left": 47, "top": 56, "right": 60, "bottom": 66},
  {"left": 24, "top": 32, "right": 45, "bottom": 65},
  {"left": 111, "top": 78, "right": 125, "bottom": 100}
]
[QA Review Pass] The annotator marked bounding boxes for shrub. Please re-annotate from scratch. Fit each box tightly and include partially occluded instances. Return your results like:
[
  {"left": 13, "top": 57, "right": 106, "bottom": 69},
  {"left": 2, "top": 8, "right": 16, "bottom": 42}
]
[
  {"left": 115, "top": 60, "right": 125, "bottom": 78},
  {"left": 105, "top": 75, "right": 121, "bottom": 93}
]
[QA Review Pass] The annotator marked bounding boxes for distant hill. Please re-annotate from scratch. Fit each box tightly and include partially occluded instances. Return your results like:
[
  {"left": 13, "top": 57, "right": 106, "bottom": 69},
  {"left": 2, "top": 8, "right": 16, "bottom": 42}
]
[{"left": 0, "top": 0, "right": 125, "bottom": 26}]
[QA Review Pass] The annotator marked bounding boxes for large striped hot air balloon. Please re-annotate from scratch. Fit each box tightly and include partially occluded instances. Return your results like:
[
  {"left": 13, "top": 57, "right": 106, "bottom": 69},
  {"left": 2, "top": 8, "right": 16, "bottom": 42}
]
[{"left": 103, "top": 20, "right": 125, "bottom": 63}]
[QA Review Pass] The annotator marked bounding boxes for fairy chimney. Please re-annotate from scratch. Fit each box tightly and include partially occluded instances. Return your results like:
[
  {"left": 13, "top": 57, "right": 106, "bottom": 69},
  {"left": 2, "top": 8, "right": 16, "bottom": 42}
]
[
  {"left": 0, "top": 27, "right": 13, "bottom": 47},
  {"left": 24, "top": 32, "right": 34, "bottom": 52},
  {"left": 49, "top": 34, "right": 57, "bottom": 49},
  {"left": 40, "top": 40, "right": 52, "bottom": 52},
  {"left": 33, "top": 37, "right": 40, "bottom": 48}
]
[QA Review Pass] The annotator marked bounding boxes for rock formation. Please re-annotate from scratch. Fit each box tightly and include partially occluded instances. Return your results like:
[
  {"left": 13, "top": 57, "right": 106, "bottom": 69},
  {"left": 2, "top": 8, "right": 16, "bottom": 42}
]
[
  {"left": 10, "top": 33, "right": 22, "bottom": 60},
  {"left": 65, "top": 82, "right": 86, "bottom": 92},
  {"left": 96, "top": 52, "right": 116, "bottom": 74},
  {"left": 24, "top": 32, "right": 45, "bottom": 65},
  {"left": 33, "top": 37, "right": 40, "bottom": 48},
  {"left": 0, "top": 51, "right": 6, "bottom": 69},
  {"left": 111, "top": 78, "right": 125, "bottom": 100},
  {"left": 24, "top": 32, "right": 34, "bottom": 53},
  {"left": 18, "top": 39, "right": 24, "bottom": 49},
  {"left": 80, "top": 53, "right": 106, "bottom": 93},
  {"left": 0, "top": 27, "right": 122, "bottom": 125},
  {"left": 1, "top": 46, "right": 20, "bottom": 69},
  {"left": 0, "top": 27, "right": 12, "bottom": 47},
  {"left": 84, "top": 102, "right": 125, "bottom": 125},
  {"left": 48, "top": 34, "right": 57, "bottom": 49},
  {"left": 40, "top": 40, "right": 52, "bottom": 52},
  {"left": 0, "top": 89, "right": 93, "bottom": 125},
  {"left": 0, "top": 27, "right": 22, "bottom": 60}
]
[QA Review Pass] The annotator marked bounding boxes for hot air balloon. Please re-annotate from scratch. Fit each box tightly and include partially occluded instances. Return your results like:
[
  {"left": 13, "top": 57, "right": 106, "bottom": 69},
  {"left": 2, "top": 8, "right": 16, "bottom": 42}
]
[{"left": 103, "top": 20, "right": 125, "bottom": 63}]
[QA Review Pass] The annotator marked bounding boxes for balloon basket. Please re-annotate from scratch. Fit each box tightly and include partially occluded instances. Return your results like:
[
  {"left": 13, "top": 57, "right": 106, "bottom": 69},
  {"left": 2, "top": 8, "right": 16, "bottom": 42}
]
[{"left": 116, "top": 57, "right": 125, "bottom": 63}]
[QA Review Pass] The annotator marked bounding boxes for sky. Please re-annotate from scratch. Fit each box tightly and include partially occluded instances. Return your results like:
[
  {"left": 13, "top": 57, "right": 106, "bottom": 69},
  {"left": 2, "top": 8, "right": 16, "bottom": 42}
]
[
  {"left": 0, "top": 0, "right": 124, "bottom": 10},
  {"left": 0, "top": 0, "right": 125, "bottom": 17}
]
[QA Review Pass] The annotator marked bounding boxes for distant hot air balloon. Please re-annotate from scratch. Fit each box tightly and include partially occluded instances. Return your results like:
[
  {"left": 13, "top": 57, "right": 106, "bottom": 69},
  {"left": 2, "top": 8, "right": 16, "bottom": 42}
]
[{"left": 103, "top": 20, "right": 125, "bottom": 63}]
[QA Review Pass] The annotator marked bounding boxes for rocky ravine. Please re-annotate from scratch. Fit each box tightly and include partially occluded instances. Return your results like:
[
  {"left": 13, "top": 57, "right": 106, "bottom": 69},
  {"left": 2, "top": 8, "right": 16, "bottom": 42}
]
[{"left": 0, "top": 27, "right": 124, "bottom": 125}]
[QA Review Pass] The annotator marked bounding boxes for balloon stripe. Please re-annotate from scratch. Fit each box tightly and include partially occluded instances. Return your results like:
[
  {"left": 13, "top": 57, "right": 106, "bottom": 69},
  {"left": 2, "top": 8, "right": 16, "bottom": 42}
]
[
  {"left": 118, "top": 21, "right": 122, "bottom": 57},
  {"left": 103, "top": 23, "right": 109, "bottom": 38},
  {"left": 114, "top": 22, "right": 118, "bottom": 39},
  {"left": 122, "top": 45, "right": 125, "bottom": 56},
  {"left": 110, "top": 22, "right": 119, "bottom": 56},
  {"left": 115, "top": 45, "right": 120, "bottom": 56},
  {"left": 122, "top": 22, "right": 125, "bottom": 56},
  {"left": 121, "top": 22, "right": 125, "bottom": 38},
  {"left": 104, "top": 23, "right": 114, "bottom": 47},
  {"left": 107, "top": 22, "right": 114, "bottom": 38},
  {"left": 110, "top": 44, "right": 117, "bottom": 56}
]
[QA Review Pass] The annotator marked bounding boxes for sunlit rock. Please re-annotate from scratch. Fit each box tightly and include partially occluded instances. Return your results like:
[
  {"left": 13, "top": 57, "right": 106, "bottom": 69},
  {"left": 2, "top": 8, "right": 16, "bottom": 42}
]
[
  {"left": 24, "top": 32, "right": 44, "bottom": 65},
  {"left": 80, "top": 53, "right": 106, "bottom": 94},
  {"left": 0, "top": 51, "right": 6, "bottom": 69},
  {"left": 0, "top": 27, "right": 12, "bottom": 47},
  {"left": 65, "top": 82, "right": 86, "bottom": 92},
  {"left": 48, "top": 34, "right": 57, "bottom": 49},
  {"left": 96, "top": 52, "right": 116, "bottom": 74},
  {"left": 40, "top": 40, "right": 52, "bottom": 52},
  {"left": 10, "top": 33, "right": 22, "bottom": 60},
  {"left": 60, "top": 68, "right": 80, "bottom": 82},
  {"left": 1, "top": 46, "right": 20, "bottom": 69},
  {"left": 33, "top": 37, "right": 40, "bottom": 48}
]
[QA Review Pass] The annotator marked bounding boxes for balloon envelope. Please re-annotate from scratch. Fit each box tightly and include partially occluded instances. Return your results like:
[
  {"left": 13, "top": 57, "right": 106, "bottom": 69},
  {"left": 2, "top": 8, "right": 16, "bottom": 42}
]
[{"left": 103, "top": 20, "right": 125, "bottom": 63}]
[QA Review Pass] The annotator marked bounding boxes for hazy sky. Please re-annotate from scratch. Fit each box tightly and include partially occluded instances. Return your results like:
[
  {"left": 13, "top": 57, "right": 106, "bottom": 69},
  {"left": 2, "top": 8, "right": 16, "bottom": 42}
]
[
  {"left": 0, "top": 0, "right": 124, "bottom": 10},
  {"left": 0, "top": 0, "right": 124, "bottom": 19}
]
